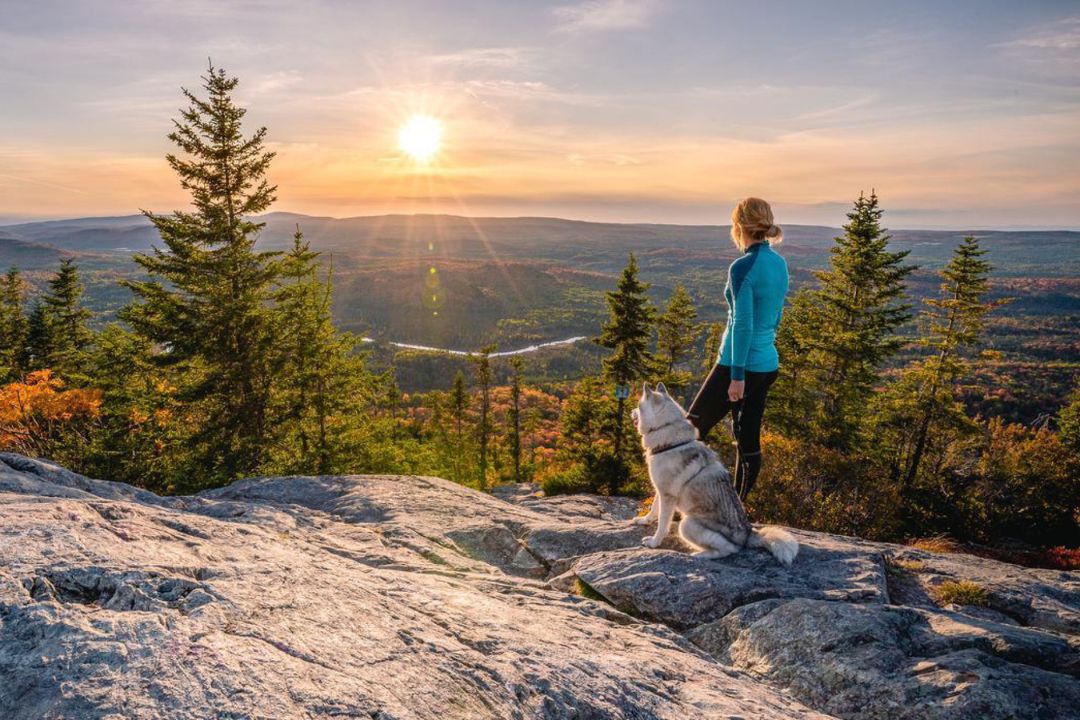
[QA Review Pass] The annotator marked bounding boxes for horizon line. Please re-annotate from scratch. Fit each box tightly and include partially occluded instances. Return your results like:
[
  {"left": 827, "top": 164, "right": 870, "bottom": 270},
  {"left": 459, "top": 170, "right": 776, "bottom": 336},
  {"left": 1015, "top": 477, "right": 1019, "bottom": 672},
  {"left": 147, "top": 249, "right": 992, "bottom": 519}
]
[{"left": 1, "top": 210, "right": 1078, "bottom": 234}]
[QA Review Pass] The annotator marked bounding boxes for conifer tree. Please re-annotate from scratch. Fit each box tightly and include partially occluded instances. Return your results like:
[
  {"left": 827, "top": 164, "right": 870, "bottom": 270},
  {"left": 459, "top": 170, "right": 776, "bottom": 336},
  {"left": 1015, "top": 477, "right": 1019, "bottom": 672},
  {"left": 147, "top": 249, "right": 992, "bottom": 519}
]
[
  {"left": 470, "top": 344, "right": 496, "bottom": 490},
  {"left": 34, "top": 260, "right": 93, "bottom": 382},
  {"left": 797, "top": 191, "right": 914, "bottom": 449},
  {"left": 551, "top": 375, "right": 618, "bottom": 493},
  {"left": 26, "top": 302, "right": 55, "bottom": 372},
  {"left": 880, "top": 236, "right": 999, "bottom": 489},
  {"left": 121, "top": 64, "right": 281, "bottom": 484},
  {"left": 768, "top": 289, "right": 821, "bottom": 436},
  {"left": 596, "top": 253, "right": 655, "bottom": 462},
  {"left": 0, "top": 267, "right": 29, "bottom": 381},
  {"left": 271, "top": 227, "right": 367, "bottom": 474},
  {"left": 82, "top": 324, "right": 182, "bottom": 491},
  {"left": 654, "top": 282, "right": 699, "bottom": 401},
  {"left": 1059, "top": 381, "right": 1080, "bottom": 453},
  {"left": 701, "top": 321, "right": 723, "bottom": 375},
  {"left": 450, "top": 369, "right": 469, "bottom": 484},
  {"left": 508, "top": 356, "right": 524, "bottom": 483}
]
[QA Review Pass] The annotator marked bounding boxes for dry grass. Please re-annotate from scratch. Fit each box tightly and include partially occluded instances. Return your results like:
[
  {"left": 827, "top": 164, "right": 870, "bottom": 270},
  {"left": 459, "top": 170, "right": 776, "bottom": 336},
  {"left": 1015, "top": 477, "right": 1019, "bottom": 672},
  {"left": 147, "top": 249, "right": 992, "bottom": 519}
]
[
  {"left": 908, "top": 536, "right": 1080, "bottom": 571},
  {"left": 889, "top": 558, "right": 927, "bottom": 574},
  {"left": 909, "top": 536, "right": 966, "bottom": 554},
  {"left": 933, "top": 580, "right": 991, "bottom": 607}
]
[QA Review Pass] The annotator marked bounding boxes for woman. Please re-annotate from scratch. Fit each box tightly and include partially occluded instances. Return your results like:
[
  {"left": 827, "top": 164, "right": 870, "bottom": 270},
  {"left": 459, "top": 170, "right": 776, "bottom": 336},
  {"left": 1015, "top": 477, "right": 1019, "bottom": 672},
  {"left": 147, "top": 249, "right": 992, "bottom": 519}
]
[{"left": 686, "top": 197, "right": 788, "bottom": 501}]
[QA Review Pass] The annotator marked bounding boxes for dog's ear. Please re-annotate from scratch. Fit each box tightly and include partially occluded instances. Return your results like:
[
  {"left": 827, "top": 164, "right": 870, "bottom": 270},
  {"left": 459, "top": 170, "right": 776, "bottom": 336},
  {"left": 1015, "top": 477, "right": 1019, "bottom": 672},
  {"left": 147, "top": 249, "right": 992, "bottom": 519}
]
[
  {"left": 642, "top": 381, "right": 651, "bottom": 395},
  {"left": 656, "top": 382, "right": 668, "bottom": 396}
]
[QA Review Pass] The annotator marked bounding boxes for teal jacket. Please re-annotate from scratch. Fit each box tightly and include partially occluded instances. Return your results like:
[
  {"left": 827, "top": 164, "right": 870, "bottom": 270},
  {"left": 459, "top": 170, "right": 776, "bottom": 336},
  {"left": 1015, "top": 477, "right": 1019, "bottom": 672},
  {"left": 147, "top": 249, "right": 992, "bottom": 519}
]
[{"left": 718, "top": 242, "right": 789, "bottom": 380}]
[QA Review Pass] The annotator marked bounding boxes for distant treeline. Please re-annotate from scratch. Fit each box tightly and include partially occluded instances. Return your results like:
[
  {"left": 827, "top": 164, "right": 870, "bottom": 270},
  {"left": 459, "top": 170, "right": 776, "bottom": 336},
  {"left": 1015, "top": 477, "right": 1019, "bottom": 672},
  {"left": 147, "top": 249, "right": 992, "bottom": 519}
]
[{"left": 0, "top": 66, "right": 1076, "bottom": 551}]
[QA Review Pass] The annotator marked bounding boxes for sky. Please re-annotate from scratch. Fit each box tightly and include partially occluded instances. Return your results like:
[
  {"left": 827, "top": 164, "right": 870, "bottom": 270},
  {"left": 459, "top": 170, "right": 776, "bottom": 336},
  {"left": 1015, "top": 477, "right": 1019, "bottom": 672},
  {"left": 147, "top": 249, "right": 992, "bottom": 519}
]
[{"left": 1, "top": 0, "right": 1078, "bottom": 228}]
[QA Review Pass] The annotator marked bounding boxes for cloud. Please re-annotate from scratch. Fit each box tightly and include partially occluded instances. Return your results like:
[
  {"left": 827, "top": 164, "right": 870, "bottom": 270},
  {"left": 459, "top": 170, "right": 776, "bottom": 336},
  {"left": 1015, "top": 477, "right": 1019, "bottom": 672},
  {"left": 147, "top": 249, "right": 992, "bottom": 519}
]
[
  {"left": 996, "top": 15, "right": 1080, "bottom": 75},
  {"left": 424, "top": 47, "right": 535, "bottom": 69},
  {"left": 552, "top": 0, "right": 662, "bottom": 32},
  {"left": 1000, "top": 15, "right": 1080, "bottom": 51},
  {"left": 250, "top": 70, "right": 303, "bottom": 95}
]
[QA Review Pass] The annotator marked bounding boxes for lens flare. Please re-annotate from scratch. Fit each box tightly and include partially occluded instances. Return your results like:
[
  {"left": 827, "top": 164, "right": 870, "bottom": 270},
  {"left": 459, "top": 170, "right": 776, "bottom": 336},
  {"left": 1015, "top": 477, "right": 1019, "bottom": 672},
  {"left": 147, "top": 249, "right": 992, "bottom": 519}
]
[{"left": 398, "top": 115, "right": 442, "bottom": 163}]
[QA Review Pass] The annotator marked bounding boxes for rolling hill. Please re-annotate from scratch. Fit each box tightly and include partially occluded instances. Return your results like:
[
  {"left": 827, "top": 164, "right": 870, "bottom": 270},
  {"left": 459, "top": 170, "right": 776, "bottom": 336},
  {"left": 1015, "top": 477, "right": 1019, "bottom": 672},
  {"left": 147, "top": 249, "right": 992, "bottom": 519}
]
[{"left": 0, "top": 213, "right": 1075, "bottom": 417}]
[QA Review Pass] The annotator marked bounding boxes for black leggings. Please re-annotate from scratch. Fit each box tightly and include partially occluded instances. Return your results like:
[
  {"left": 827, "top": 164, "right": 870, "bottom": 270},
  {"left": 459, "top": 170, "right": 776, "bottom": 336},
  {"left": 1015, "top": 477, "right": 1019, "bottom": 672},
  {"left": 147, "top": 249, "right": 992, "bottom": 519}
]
[{"left": 685, "top": 364, "right": 777, "bottom": 500}]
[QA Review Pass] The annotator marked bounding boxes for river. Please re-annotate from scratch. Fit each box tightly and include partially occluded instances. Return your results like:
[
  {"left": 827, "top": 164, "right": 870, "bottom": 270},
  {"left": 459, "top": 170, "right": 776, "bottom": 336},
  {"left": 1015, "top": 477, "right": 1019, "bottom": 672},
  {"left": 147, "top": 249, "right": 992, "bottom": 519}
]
[{"left": 360, "top": 335, "right": 588, "bottom": 357}]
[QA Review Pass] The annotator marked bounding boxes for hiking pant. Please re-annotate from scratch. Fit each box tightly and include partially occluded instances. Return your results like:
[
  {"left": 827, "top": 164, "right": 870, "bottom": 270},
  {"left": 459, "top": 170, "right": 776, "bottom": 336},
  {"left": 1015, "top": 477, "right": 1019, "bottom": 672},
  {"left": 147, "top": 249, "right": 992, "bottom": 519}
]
[{"left": 685, "top": 364, "right": 778, "bottom": 501}]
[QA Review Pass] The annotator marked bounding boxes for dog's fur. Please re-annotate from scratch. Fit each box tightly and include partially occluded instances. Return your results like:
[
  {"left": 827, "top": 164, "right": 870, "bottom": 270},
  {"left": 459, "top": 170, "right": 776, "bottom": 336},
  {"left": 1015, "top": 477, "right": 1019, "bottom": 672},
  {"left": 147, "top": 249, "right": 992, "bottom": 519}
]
[{"left": 630, "top": 382, "right": 798, "bottom": 566}]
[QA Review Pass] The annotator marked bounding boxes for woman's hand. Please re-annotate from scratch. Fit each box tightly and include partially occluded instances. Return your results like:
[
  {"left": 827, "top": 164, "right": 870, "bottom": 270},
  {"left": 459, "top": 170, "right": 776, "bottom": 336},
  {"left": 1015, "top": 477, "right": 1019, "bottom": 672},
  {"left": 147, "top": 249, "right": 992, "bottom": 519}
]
[{"left": 728, "top": 379, "right": 745, "bottom": 402}]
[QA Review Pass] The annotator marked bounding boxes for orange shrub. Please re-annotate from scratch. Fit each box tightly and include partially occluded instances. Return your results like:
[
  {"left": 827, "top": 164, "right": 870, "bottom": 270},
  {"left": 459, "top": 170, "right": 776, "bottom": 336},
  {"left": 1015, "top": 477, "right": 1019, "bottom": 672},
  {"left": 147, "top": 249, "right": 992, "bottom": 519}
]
[{"left": 0, "top": 370, "right": 102, "bottom": 457}]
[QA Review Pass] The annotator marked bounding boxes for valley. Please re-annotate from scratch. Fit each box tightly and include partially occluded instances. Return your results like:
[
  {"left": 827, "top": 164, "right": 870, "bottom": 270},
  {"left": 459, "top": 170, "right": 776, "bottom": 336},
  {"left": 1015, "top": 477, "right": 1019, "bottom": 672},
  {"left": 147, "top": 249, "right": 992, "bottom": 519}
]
[{"left": 1, "top": 212, "right": 1076, "bottom": 420}]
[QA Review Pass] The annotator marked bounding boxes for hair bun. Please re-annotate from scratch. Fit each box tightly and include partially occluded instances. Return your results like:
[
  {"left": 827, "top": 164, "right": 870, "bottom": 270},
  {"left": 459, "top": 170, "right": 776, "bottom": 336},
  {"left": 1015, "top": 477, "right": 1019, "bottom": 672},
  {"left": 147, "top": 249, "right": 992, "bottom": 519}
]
[{"left": 765, "top": 223, "right": 782, "bottom": 238}]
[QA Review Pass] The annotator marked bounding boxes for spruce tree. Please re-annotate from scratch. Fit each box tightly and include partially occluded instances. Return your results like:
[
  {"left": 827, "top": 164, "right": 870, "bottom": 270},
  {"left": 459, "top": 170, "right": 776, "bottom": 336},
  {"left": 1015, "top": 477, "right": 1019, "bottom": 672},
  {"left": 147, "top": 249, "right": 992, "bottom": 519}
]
[
  {"left": 271, "top": 227, "right": 367, "bottom": 474},
  {"left": 799, "top": 191, "right": 914, "bottom": 449},
  {"left": 654, "top": 282, "right": 699, "bottom": 402},
  {"left": 508, "top": 356, "right": 524, "bottom": 483},
  {"left": 1059, "top": 381, "right": 1080, "bottom": 453},
  {"left": 470, "top": 344, "right": 496, "bottom": 490},
  {"left": 596, "top": 253, "right": 655, "bottom": 464},
  {"left": 0, "top": 267, "right": 29, "bottom": 381},
  {"left": 768, "top": 288, "right": 822, "bottom": 437},
  {"left": 701, "top": 321, "right": 722, "bottom": 375},
  {"left": 26, "top": 302, "right": 55, "bottom": 372},
  {"left": 121, "top": 64, "right": 281, "bottom": 484},
  {"left": 552, "top": 375, "right": 618, "bottom": 493},
  {"left": 41, "top": 259, "right": 93, "bottom": 379},
  {"left": 450, "top": 369, "right": 469, "bottom": 484},
  {"left": 881, "top": 236, "right": 999, "bottom": 489}
]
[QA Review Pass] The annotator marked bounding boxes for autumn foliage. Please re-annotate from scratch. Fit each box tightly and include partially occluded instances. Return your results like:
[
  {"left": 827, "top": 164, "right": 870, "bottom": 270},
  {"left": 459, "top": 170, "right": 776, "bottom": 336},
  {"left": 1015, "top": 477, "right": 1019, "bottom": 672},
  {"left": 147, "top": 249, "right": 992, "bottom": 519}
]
[{"left": 0, "top": 370, "right": 101, "bottom": 458}]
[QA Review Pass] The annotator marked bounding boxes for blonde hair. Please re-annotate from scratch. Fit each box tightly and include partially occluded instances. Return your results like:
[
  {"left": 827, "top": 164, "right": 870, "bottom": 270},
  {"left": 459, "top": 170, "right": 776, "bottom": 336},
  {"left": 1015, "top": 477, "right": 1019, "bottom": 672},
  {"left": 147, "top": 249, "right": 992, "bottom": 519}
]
[{"left": 730, "top": 197, "right": 783, "bottom": 251}]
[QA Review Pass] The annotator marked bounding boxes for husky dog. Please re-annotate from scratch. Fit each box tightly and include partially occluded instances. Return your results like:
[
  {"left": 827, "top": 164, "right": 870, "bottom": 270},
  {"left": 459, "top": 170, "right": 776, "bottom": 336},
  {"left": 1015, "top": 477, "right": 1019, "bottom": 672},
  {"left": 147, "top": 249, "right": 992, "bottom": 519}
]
[{"left": 630, "top": 382, "right": 798, "bottom": 566}]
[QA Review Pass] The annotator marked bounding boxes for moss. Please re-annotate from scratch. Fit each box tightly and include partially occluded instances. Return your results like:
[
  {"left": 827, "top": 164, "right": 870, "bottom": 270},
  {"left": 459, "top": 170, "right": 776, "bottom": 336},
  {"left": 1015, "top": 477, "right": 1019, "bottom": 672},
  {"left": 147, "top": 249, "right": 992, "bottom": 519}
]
[
  {"left": 934, "top": 580, "right": 991, "bottom": 607},
  {"left": 574, "top": 577, "right": 607, "bottom": 603}
]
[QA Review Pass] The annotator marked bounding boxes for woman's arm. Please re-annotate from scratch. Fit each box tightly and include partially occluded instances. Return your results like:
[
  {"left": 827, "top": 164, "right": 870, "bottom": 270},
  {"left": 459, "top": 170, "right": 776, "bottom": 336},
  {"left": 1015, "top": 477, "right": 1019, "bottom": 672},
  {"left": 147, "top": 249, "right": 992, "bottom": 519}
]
[{"left": 728, "top": 265, "right": 755, "bottom": 399}]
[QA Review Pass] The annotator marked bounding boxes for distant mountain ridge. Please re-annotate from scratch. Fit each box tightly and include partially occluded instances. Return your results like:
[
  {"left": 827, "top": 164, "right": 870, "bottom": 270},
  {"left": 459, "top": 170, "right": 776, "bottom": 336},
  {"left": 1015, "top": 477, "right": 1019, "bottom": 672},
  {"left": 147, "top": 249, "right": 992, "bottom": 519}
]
[{"left": 1, "top": 213, "right": 1076, "bottom": 277}]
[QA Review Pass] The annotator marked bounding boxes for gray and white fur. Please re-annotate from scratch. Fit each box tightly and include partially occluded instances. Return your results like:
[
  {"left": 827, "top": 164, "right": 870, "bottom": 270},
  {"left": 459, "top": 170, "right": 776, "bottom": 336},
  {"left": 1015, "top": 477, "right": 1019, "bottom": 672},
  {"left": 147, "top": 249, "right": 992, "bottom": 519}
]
[{"left": 630, "top": 381, "right": 798, "bottom": 566}]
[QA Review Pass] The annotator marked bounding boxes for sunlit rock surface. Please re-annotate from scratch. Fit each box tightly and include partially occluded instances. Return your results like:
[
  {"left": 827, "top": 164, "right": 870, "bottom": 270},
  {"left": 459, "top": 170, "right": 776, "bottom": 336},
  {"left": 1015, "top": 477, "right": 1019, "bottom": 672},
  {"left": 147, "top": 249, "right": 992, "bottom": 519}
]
[{"left": 1, "top": 457, "right": 1077, "bottom": 719}]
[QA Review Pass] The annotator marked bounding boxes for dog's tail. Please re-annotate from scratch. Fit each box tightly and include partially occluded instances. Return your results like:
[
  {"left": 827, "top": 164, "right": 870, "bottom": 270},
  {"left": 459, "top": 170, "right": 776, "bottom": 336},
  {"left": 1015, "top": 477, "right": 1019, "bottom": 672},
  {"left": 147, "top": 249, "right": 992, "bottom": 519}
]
[{"left": 747, "top": 526, "right": 799, "bottom": 567}]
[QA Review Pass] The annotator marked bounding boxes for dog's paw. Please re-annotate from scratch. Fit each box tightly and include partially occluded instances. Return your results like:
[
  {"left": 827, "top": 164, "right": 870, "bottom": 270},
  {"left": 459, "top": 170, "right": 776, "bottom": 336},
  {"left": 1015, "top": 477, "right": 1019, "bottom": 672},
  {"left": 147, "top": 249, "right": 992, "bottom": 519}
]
[
  {"left": 629, "top": 516, "right": 652, "bottom": 526},
  {"left": 641, "top": 536, "right": 662, "bottom": 549}
]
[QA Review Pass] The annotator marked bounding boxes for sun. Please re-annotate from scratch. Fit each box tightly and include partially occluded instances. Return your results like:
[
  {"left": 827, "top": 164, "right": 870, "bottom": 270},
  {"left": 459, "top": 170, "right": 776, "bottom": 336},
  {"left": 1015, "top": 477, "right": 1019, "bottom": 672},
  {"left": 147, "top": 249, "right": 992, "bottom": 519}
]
[{"left": 398, "top": 114, "right": 442, "bottom": 163}]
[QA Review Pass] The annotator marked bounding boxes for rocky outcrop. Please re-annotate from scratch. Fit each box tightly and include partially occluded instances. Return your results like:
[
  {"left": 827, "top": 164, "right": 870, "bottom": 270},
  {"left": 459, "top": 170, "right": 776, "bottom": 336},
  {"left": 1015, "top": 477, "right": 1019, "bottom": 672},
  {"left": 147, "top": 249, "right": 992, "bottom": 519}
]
[{"left": 1, "top": 456, "right": 1077, "bottom": 719}]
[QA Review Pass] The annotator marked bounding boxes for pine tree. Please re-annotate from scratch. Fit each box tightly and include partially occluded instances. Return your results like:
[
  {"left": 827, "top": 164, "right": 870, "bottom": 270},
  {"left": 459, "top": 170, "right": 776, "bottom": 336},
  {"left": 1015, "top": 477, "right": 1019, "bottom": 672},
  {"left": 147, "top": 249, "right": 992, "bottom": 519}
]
[
  {"left": 0, "top": 267, "right": 29, "bottom": 381},
  {"left": 450, "top": 369, "right": 469, "bottom": 484},
  {"left": 271, "top": 227, "right": 367, "bottom": 474},
  {"left": 82, "top": 324, "right": 183, "bottom": 491},
  {"left": 26, "top": 302, "right": 55, "bottom": 372},
  {"left": 798, "top": 191, "right": 914, "bottom": 449},
  {"left": 470, "top": 344, "right": 497, "bottom": 490},
  {"left": 508, "top": 356, "right": 525, "bottom": 483},
  {"left": 549, "top": 375, "right": 618, "bottom": 494},
  {"left": 121, "top": 63, "right": 281, "bottom": 484},
  {"left": 881, "top": 236, "right": 999, "bottom": 489},
  {"left": 701, "top": 321, "right": 723, "bottom": 375},
  {"left": 654, "top": 282, "right": 699, "bottom": 402},
  {"left": 41, "top": 259, "right": 93, "bottom": 379},
  {"left": 1059, "top": 381, "right": 1080, "bottom": 453},
  {"left": 768, "top": 288, "right": 822, "bottom": 436},
  {"left": 596, "top": 253, "right": 655, "bottom": 466}
]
